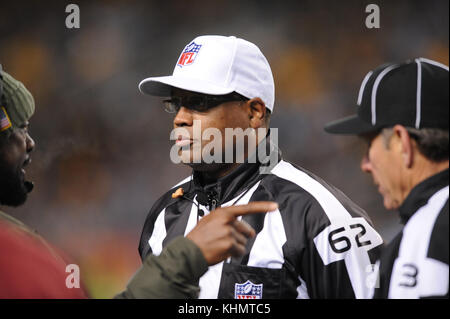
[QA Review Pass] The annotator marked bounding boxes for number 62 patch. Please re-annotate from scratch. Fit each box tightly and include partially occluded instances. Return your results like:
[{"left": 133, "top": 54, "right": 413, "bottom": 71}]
[{"left": 313, "top": 217, "right": 383, "bottom": 265}]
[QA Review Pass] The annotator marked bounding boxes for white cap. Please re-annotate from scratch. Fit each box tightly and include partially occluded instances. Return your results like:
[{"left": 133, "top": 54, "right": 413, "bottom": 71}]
[{"left": 138, "top": 35, "right": 275, "bottom": 112}]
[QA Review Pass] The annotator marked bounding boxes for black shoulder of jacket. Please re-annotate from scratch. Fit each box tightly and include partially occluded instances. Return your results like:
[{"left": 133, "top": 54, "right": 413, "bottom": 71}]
[
  {"left": 260, "top": 161, "right": 375, "bottom": 232},
  {"left": 138, "top": 178, "right": 192, "bottom": 258}
]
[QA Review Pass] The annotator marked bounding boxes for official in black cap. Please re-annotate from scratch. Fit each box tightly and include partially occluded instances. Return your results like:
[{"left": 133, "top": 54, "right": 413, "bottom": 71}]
[{"left": 325, "top": 58, "right": 449, "bottom": 298}]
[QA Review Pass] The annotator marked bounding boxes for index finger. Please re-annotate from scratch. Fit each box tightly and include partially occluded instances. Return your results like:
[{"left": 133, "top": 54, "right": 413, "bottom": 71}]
[{"left": 223, "top": 201, "right": 279, "bottom": 218}]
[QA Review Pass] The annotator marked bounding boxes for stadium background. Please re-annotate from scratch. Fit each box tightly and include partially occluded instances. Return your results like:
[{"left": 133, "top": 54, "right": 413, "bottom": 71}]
[{"left": 0, "top": 0, "right": 448, "bottom": 298}]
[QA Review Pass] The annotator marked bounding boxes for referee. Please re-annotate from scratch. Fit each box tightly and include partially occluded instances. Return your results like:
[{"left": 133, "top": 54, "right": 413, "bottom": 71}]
[
  {"left": 138, "top": 35, "right": 383, "bottom": 299},
  {"left": 325, "top": 58, "right": 449, "bottom": 298}
]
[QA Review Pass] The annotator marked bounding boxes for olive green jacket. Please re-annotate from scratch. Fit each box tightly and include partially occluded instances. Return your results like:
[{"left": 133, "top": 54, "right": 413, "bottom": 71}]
[{"left": 115, "top": 236, "right": 208, "bottom": 299}]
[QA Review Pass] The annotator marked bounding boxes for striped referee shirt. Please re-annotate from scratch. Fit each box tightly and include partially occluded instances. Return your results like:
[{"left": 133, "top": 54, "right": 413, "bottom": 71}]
[
  {"left": 373, "top": 169, "right": 449, "bottom": 299},
  {"left": 139, "top": 147, "right": 383, "bottom": 299}
]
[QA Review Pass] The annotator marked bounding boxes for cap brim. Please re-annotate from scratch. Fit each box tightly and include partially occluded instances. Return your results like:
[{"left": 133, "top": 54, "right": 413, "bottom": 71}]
[
  {"left": 324, "top": 115, "right": 381, "bottom": 135},
  {"left": 139, "top": 76, "right": 234, "bottom": 97}
]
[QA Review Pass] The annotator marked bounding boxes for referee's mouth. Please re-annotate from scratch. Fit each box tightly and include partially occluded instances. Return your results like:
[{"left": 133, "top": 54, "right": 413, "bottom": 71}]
[{"left": 175, "top": 135, "right": 194, "bottom": 147}]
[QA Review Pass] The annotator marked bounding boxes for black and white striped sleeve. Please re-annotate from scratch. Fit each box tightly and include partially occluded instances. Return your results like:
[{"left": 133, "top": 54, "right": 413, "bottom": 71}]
[
  {"left": 271, "top": 161, "right": 383, "bottom": 299},
  {"left": 302, "top": 197, "right": 382, "bottom": 298}
]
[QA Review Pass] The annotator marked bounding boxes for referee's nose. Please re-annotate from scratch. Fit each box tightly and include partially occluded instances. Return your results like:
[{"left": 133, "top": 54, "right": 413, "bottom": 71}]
[{"left": 174, "top": 106, "right": 194, "bottom": 128}]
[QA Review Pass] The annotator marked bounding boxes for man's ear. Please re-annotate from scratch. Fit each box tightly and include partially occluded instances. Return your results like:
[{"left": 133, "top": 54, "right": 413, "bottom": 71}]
[
  {"left": 247, "top": 98, "right": 266, "bottom": 129},
  {"left": 393, "top": 125, "right": 414, "bottom": 168}
]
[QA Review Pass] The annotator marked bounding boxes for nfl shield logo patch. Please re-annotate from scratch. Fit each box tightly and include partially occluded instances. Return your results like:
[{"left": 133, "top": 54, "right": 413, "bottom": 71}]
[
  {"left": 234, "top": 280, "right": 263, "bottom": 299},
  {"left": 177, "top": 42, "right": 202, "bottom": 67}
]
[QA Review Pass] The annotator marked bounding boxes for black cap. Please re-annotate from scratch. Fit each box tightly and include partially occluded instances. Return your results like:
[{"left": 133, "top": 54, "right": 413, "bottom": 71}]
[{"left": 324, "top": 58, "right": 449, "bottom": 135}]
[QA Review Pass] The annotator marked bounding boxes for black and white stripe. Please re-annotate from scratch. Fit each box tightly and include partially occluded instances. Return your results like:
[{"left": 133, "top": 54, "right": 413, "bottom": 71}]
[
  {"left": 140, "top": 159, "right": 383, "bottom": 299},
  {"left": 388, "top": 186, "right": 449, "bottom": 298},
  {"left": 374, "top": 169, "right": 449, "bottom": 299},
  {"left": 370, "top": 64, "right": 400, "bottom": 125},
  {"left": 368, "top": 58, "right": 448, "bottom": 129},
  {"left": 414, "top": 58, "right": 422, "bottom": 129}
]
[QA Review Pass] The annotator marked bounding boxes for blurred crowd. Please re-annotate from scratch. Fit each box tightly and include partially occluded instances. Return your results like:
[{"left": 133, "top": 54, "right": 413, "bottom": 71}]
[{"left": 0, "top": 0, "right": 448, "bottom": 297}]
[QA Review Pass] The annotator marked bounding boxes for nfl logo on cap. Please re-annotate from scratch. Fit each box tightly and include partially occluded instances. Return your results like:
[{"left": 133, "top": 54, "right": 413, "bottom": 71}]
[
  {"left": 139, "top": 35, "right": 276, "bottom": 112},
  {"left": 177, "top": 41, "right": 202, "bottom": 67},
  {"left": 234, "top": 280, "right": 263, "bottom": 299}
]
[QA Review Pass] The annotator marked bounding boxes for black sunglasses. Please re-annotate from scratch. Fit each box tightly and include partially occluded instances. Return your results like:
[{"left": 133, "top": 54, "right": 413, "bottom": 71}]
[{"left": 163, "top": 92, "right": 248, "bottom": 114}]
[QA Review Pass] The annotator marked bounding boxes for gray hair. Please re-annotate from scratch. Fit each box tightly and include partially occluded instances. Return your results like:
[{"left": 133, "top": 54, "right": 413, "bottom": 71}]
[{"left": 381, "top": 127, "right": 449, "bottom": 162}]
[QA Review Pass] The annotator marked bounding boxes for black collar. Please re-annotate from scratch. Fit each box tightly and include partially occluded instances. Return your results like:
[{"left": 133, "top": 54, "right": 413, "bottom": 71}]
[
  {"left": 398, "top": 168, "right": 449, "bottom": 224},
  {"left": 189, "top": 134, "right": 281, "bottom": 210}
]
